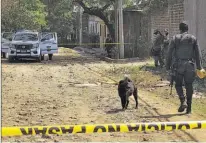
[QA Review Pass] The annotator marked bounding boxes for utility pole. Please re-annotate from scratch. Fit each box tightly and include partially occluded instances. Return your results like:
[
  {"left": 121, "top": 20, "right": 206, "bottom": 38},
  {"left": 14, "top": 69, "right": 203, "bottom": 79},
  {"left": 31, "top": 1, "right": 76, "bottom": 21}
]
[
  {"left": 118, "top": 0, "right": 124, "bottom": 59},
  {"left": 79, "top": 6, "right": 83, "bottom": 46},
  {"left": 115, "top": 0, "right": 119, "bottom": 59}
]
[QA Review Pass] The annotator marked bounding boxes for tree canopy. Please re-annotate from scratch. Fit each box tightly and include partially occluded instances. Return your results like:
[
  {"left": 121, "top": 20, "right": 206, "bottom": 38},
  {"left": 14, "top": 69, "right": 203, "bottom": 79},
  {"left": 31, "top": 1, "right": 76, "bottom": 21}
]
[
  {"left": 2, "top": 0, "right": 76, "bottom": 43},
  {"left": 73, "top": 0, "right": 168, "bottom": 40},
  {"left": 1, "top": 0, "right": 168, "bottom": 39},
  {"left": 41, "top": 0, "right": 75, "bottom": 42},
  {"left": 2, "top": 0, "right": 46, "bottom": 31}
]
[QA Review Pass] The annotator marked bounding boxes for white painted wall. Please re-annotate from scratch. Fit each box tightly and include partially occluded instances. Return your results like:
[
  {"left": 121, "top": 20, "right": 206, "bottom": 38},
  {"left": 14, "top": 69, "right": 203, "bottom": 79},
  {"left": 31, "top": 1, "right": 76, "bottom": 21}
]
[{"left": 184, "top": 0, "right": 206, "bottom": 52}]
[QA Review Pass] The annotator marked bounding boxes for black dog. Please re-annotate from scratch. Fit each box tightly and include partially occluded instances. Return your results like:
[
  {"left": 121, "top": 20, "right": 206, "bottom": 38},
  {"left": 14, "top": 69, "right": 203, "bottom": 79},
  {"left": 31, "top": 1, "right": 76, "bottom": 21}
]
[{"left": 118, "top": 77, "right": 138, "bottom": 110}]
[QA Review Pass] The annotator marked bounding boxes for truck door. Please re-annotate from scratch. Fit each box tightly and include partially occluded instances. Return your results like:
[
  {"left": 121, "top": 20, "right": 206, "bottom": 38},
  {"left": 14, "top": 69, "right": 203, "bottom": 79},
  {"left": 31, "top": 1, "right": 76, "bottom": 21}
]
[{"left": 39, "top": 32, "right": 58, "bottom": 55}]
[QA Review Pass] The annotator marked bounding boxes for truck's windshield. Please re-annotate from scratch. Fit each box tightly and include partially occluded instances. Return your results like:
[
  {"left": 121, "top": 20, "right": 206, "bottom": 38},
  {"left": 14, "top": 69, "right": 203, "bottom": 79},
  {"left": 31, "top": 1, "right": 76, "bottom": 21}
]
[{"left": 14, "top": 33, "right": 38, "bottom": 41}]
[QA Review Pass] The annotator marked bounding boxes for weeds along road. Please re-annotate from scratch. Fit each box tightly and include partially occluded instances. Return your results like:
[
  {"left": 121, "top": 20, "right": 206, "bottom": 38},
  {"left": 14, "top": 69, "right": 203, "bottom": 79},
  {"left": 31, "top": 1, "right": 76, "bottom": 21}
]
[{"left": 2, "top": 48, "right": 206, "bottom": 142}]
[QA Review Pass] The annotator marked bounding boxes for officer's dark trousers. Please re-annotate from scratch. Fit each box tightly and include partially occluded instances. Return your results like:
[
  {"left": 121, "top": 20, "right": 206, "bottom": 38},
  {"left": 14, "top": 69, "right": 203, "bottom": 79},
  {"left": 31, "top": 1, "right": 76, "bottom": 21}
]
[
  {"left": 175, "top": 61, "right": 196, "bottom": 110},
  {"left": 106, "top": 49, "right": 112, "bottom": 58},
  {"left": 153, "top": 51, "right": 164, "bottom": 67},
  {"left": 162, "top": 46, "right": 168, "bottom": 63}
]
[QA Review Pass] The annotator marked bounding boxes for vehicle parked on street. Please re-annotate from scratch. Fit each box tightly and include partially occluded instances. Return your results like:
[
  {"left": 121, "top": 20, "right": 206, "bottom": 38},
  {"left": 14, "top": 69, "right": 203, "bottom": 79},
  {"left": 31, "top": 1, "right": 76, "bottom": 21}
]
[
  {"left": 1, "top": 32, "right": 13, "bottom": 58},
  {"left": 8, "top": 30, "right": 58, "bottom": 62}
]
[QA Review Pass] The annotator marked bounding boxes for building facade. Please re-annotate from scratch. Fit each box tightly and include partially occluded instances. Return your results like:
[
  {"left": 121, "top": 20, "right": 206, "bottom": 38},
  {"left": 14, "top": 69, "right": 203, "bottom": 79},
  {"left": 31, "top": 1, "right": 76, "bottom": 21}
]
[
  {"left": 79, "top": 0, "right": 206, "bottom": 62},
  {"left": 149, "top": 0, "right": 184, "bottom": 40},
  {"left": 149, "top": 0, "right": 206, "bottom": 66},
  {"left": 184, "top": 0, "right": 206, "bottom": 66},
  {"left": 81, "top": 14, "right": 109, "bottom": 48}
]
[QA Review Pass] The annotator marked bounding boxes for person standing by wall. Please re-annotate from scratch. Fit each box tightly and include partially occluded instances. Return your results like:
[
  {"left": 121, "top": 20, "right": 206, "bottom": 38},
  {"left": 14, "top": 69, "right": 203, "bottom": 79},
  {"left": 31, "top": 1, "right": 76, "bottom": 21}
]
[
  {"left": 105, "top": 34, "right": 113, "bottom": 58},
  {"left": 151, "top": 29, "right": 165, "bottom": 68},
  {"left": 162, "top": 29, "right": 170, "bottom": 63}
]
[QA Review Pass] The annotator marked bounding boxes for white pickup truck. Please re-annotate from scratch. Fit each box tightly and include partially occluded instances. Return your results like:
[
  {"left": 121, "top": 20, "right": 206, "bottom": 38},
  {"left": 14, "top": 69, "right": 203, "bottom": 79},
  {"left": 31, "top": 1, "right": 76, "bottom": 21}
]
[{"left": 8, "top": 30, "right": 58, "bottom": 62}]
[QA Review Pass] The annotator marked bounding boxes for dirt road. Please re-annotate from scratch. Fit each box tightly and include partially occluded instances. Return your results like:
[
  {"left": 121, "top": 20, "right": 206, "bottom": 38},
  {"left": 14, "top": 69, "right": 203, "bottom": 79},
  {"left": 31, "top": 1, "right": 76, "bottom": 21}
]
[{"left": 2, "top": 48, "right": 206, "bottom": 142}]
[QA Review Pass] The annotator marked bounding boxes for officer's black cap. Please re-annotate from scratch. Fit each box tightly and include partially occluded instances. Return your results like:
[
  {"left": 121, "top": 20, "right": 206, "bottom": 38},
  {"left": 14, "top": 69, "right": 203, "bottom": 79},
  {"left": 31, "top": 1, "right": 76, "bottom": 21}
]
[
  {"left": 179, "top": 21, "right": 189, "bottom": 31},
  {"left": 180, "top": 21, "right": 188, "bottom": 25}
]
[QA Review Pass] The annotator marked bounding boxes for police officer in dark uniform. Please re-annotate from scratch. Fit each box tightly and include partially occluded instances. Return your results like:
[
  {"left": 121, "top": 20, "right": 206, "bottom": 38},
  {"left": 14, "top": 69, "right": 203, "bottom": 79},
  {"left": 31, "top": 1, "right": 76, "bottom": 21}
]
[
  {"left": 166, "top": 21, "right": 203, "bottom": 114},
  {"left": 162, "top": 29, "right": 170, "bottom": 63},
  {"left": 151, "top": 29, "right": 165, "bottom": 67},
  {"left": 105, "top": 34, "right": 113, "bottom": 58}
]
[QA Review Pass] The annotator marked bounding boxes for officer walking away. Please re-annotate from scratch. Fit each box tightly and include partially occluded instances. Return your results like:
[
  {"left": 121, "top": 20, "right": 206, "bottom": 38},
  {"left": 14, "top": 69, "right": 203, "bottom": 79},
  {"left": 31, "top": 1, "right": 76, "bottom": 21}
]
[
  {"left": 105, "top": 34, "right": 113, "bottom": 58},
  {"left": 166, "top": 21, "right": 203, "bottom": 114},
  {"left": 162, "top": 29, "right": 170, "bottom": 62},
  {"left": 151, "top": 29, "right": 165, "bottom": 68}
]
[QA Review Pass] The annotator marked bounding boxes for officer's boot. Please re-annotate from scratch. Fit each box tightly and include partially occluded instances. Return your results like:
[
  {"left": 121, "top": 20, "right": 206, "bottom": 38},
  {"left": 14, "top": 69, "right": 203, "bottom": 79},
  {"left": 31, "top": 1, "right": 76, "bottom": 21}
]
[
  {"left": 178, "top": 99, "right": 187, "bottom": 112},
  {"left": 154, "top": 56, "right": 158, "bottom": 67},
  {"left": 185, "top": 84, "right": 193, "bottom": 114},
  {"left": 176, "top": 86, "right": 187, "bottom": 112}
]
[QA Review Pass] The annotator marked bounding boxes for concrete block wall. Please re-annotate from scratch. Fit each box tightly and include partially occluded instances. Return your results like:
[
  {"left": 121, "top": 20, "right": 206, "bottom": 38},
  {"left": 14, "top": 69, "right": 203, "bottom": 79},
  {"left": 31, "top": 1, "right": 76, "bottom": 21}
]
[
  {"left": 150, "top": 8, "right": 170, "bottom": 40},
  {"left": 184, "top": 0, "right": 206, "bottom": 66},
  {"left": 150, "top": 0, "right": 184, "bottom": 40},
  {"left": 169, "top": 1, "right": 184, "bottom": 38},
  {"left": 149, "top": 0, "right": 206, "bottom": 65}
]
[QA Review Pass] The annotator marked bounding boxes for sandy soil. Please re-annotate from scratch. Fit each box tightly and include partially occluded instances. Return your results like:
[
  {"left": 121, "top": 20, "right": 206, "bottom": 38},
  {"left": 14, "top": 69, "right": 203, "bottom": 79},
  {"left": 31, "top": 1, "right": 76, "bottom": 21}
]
[{"left": 2, "top": 48, "right": 206, "bottom": 142}]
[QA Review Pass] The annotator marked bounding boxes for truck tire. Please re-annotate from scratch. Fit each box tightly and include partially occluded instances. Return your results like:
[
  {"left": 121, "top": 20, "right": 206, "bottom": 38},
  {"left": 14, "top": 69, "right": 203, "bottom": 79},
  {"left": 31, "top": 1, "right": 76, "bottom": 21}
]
[
  {"left": 48, "top": 54, "right": 53, "bottom": 60},
  {"left": 2, "top": 52, "right": 6, "bottom": 58},
  {"left": 41, "top": 54, "right": 44, "bottom": 60},
  {"left": 37, "top": 56, "right": 41, "bottom": 62}
]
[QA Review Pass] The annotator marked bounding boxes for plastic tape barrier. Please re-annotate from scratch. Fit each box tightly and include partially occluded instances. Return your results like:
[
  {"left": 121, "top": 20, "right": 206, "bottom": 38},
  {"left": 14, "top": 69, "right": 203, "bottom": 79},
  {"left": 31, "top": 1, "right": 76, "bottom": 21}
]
[
  {"left": 59, "top": 43, "right": 133, "bottom": 45},
  {"left": 2, "top": 121, "right": 206, "bottom": 137}
]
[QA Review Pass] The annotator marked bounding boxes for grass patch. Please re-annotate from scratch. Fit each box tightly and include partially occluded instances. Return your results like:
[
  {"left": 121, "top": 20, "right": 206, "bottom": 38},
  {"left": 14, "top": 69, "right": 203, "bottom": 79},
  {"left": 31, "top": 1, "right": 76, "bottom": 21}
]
[{"left": 58, "top": 47, "right": 80, "bottom": 57}]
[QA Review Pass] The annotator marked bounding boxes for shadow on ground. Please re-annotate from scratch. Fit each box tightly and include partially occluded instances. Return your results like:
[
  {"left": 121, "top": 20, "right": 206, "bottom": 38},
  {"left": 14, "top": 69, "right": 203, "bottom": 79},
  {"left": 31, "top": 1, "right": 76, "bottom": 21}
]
[
  {"left": 1, "top": 55, "right": 102, "bottom": 66},
  {"left": 140, "top": 113, "right": 186, "bottom": 119},
  {"left": 106, "top": 108, "right": 123, "bottom": 114},
  {"left": 1, "top": 55, "right": 145, "bottom": 67}
]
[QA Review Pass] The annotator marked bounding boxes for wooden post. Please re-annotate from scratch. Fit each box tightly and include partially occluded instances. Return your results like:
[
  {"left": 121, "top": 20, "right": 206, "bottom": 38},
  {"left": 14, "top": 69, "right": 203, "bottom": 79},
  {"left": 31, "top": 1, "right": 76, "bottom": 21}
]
[
  {"left": 118, "top": 0, "right": 124, "bottom": 59},
  {"left": 115, "top": 0, "right": 119, "bottom": 59},
  {"left": 79, "top": 6, "right": 83, "bottom": 46}
]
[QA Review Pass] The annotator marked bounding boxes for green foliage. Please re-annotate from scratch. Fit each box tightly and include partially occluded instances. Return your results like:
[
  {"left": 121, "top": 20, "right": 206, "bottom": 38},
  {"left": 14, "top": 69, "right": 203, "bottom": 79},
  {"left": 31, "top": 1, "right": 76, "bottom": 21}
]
[
  {"left": 80, "top": 0, "right": 113, "bottom": 8},
  {"left": 42, "top": 0, "right": 75, "bottom": 43},
  {"left": 1, "top": 0, "right": 168, "bottom": 44},
  {"left": 23, "top": 0, "right": 46, "bottom": 26},
  {"left": 123, "top": 0, "right": 136, "bottom": 8},
  {"left": 1, "top": 0, "right": 46, "bottom": 31},
  {"left": 2, "top": 0, "right": 75, "bottom": 43}
]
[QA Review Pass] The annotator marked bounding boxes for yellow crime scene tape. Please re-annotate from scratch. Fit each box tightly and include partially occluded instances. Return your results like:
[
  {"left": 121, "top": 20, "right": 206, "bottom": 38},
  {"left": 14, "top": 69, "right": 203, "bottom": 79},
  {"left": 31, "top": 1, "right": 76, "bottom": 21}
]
[
  {"left": 59, "top": 43, "right": 133, "bottom": 46},
  {"left": 2, "top": 121, "right": 206, "bottom": 137}
]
